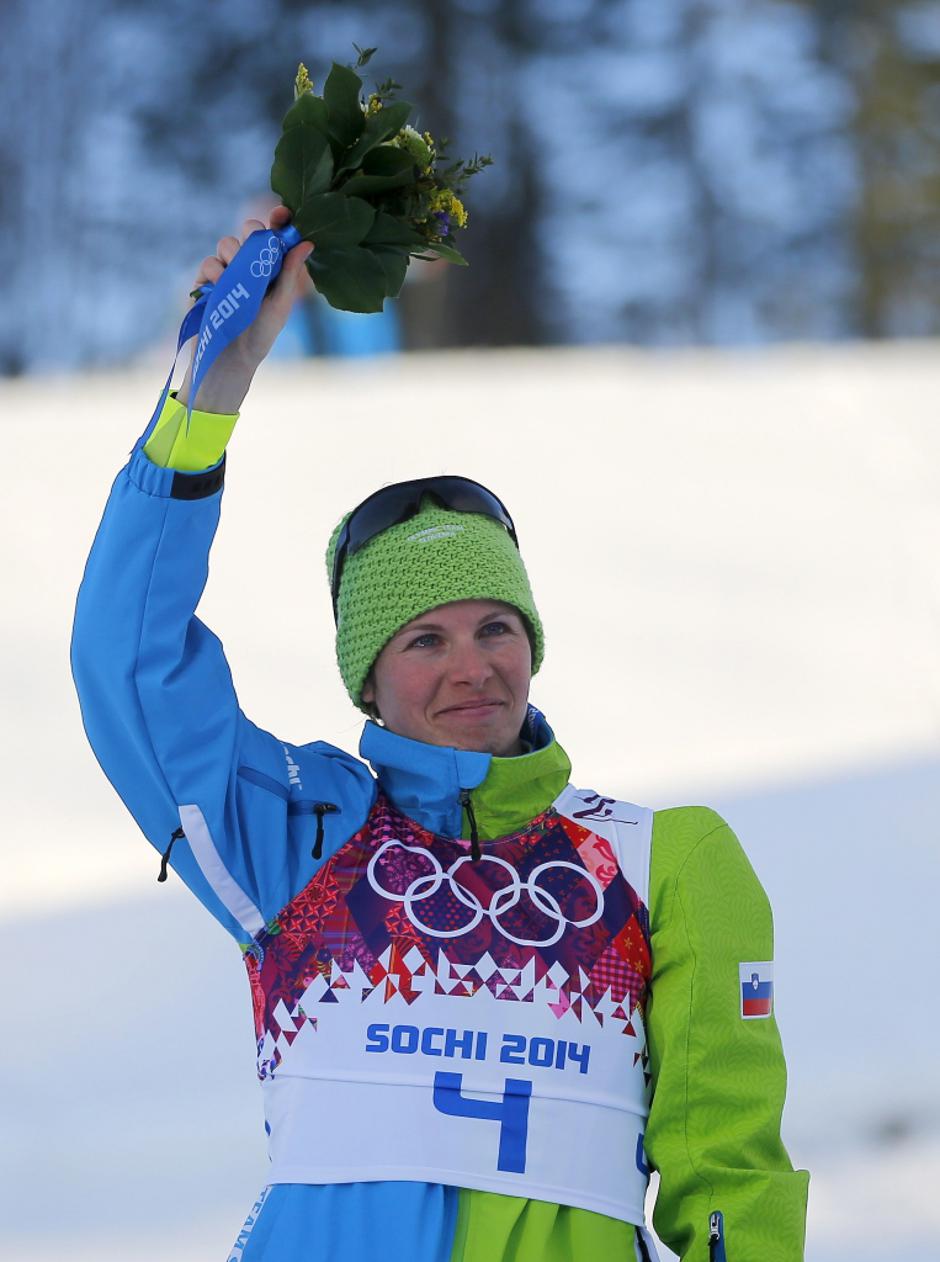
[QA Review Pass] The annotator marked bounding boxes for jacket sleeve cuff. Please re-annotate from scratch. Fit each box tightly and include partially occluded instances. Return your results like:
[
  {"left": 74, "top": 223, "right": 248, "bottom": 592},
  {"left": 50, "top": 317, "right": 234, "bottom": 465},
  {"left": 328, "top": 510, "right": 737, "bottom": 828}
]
[{"left": 143, "top": 393, "right": 239, "bottom": 472}]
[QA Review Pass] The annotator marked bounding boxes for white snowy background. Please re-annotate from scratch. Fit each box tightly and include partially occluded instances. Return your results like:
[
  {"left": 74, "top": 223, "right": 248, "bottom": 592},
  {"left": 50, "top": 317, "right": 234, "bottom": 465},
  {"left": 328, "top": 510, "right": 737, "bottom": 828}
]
[{"left": 1, "top": 343, "right": 936, "bottom": 1260}]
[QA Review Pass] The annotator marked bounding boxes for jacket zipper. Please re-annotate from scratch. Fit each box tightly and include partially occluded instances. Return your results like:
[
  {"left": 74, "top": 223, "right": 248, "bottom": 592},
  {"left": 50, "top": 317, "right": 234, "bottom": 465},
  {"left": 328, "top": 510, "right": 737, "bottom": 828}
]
[
  {"left": 157, "top": 826, "right": 185, "bottom": 883},
  {"left": 310, "top": 802, "right": 339, "bottom": 860},
  {"left": 459, "top": 789, "right": 482, "bottom": 861},
  {"left": 708, "top": 1211, "right": 727, "bottom": 1262}
]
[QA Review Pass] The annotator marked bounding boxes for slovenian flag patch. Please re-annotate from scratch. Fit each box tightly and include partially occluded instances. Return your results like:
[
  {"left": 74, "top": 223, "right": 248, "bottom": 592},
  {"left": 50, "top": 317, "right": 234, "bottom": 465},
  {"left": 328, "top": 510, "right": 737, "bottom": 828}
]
[{"left": 739, "top": 961, "right": 774, "bottom": 1019}]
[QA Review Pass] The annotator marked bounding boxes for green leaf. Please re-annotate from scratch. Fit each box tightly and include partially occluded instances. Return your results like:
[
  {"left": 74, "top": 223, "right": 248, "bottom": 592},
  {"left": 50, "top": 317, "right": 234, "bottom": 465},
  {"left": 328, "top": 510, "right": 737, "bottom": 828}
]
[
  {"left": 281, "top": 92, "right": 329, "bottom": 135},
  {"left": 293, "top": 192, "right": 375, "bottom": 245},
  {"left": 419, "top": 240, "right": 468, "bottom": 266},
  {"left": 353, "top": 44, "right": 377, "bottom": 68},
  {"left": 370, "top": 246, "right": 410, "bottom": 298},
  {"left": 306, "top": 246, "right": 388, "bottom": 313},
  {"left": 271, "top": 126, "right": 334, "bottom": 213},
  {"left": 362, "top": 145, "right": 416, "bottom": 176},
  {"left": 338, "top": 101, "right": 413, "bottom": 172},
  {"left": 323, "top": 63, "right": 365, "bottom": 148},
  {"left": 341, "top": 168, "right": 415, "bottom": 198},
  {"left": 363, "top": 211, "right": 426, "bottom": 248},
  {"left": 335, "top": 144, "right": 411, "bottom": 196}
]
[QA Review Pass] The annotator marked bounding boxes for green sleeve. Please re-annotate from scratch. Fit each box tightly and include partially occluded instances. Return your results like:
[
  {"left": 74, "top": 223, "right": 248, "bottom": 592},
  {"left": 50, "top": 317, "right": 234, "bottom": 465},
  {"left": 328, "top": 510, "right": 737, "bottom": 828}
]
[
  {"left": 143, "top": 394, "right": 239, "bottom": 471},
  {"left": 645, "top": 807, "right": 809, "bottom": 1260}
]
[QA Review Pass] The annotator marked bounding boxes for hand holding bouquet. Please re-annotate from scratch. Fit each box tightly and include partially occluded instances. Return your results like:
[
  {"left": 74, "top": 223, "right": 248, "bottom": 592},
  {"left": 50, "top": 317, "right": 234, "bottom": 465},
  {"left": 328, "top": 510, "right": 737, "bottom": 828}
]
[
  {"left": 148, "top": 47, "right": 490, "bottom": 428},
  {"left": 271, "top": 48, "right": 492, "bottom": 312}
]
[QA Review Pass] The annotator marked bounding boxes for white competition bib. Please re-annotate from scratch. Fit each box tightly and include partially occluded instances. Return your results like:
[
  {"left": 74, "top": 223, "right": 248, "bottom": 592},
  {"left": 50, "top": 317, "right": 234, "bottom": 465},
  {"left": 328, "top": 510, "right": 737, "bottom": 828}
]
[{"left": 243, "top": 786, "right": 654, "bottom": 1226}]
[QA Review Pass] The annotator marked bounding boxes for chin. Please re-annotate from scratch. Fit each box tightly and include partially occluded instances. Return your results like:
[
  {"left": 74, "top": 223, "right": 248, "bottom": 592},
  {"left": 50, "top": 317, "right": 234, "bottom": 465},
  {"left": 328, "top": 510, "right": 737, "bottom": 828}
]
[{"left": 439, "top": 727, "right": 521, "bottom": 757}]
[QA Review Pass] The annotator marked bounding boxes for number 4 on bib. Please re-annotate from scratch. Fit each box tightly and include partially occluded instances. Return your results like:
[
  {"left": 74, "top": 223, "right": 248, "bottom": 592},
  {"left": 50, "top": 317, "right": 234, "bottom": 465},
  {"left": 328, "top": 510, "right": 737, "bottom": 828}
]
[{"left": 433, "top": 1071, "right": 532, "bottom": 1173}]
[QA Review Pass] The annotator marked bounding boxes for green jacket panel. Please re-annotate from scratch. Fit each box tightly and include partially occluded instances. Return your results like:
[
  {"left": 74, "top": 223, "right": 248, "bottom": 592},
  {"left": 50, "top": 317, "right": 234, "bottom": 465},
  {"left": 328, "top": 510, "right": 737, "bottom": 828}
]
[
  {"left": 645, "top": 807, "right": 809, "bottom": 1260},
  {"left": 457, "top": 756, "right": 808, "bottom": 1261}
]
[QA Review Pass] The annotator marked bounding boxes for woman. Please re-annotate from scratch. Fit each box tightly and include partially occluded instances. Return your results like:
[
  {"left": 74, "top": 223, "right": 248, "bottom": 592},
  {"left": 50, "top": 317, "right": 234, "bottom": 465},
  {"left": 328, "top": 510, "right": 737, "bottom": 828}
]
[{"left": 72, "top": 207, "right": 808, "bottom": 1261}]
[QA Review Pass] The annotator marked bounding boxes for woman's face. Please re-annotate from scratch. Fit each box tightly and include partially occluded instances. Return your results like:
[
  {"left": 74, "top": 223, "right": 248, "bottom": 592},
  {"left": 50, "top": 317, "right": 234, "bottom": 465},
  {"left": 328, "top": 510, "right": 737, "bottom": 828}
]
[{"left": 361, "top": 599, "right": 532, "bottom": 756}]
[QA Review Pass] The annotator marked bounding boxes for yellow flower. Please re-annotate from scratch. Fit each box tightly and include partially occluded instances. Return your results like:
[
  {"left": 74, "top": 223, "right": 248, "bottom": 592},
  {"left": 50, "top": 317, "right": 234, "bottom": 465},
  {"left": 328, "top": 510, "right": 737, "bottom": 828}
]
[
  {"left": 366, "top": 93, "right": 383, "bottom": 116},
  {"left": 393, "top": 124, "right": 432, "bottom": 168},
  {"left": 294, "top": 63, "right": 314, "bottom": 99},
  {"left": 428, "top": 188, "right": 468, "bottom": 229},
  {"left": 450, "top": 195, "right": 468, "bottom": 229}
]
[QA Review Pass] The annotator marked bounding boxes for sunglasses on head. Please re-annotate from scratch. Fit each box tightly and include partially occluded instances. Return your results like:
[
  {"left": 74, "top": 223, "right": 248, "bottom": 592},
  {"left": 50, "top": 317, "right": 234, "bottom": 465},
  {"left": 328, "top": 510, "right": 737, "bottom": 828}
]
[{"left": 330, "top": 475, "right": 519, "bottom": 621}]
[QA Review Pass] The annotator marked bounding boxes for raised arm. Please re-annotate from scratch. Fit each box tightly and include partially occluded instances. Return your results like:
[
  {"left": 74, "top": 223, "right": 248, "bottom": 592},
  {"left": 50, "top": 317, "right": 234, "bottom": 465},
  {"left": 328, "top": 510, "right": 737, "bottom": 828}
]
[{"left": 70, "top": 210, "right": 367, "bottom": 942}]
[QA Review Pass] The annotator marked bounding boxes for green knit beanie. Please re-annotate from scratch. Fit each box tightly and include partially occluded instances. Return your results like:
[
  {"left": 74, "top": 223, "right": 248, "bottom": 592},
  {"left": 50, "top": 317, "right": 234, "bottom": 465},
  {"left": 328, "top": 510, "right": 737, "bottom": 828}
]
[{"left": 326, "top": 500, "right": 544, "bottom": 710}]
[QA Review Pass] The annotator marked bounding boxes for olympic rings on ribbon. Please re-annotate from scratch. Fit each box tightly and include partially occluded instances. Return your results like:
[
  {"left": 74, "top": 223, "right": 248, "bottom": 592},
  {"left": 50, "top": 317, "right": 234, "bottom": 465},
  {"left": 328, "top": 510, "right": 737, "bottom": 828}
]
[
  {"left": 250, "top": 235, "right": 284, "bottom": 278},
  {"left": 366, "top": 840, "right": 605, "bottom": 947}
]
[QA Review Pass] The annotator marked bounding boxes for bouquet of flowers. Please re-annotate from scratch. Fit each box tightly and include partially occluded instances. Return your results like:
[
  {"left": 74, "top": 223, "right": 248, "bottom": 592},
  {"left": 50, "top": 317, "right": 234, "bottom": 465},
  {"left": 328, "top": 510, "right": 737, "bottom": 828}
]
[{"left": 270, "top": 47, "right": 492, "bottom": 313}]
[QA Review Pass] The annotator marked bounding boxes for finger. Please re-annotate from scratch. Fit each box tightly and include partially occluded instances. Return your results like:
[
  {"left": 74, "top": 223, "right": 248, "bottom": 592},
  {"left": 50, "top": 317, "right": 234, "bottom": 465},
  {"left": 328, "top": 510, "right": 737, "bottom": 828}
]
[
  {"left": 262, "top": 250, "right": 310, "bottom": 320},
  {"left": 269, "top": 204, "right": 292, "bottom": 228},
  {"left": 268, "top": 241, "right": 313, "bottom": 305},
  {"left": 216, "top": 235, "right": 241, "bottom": 265},
  {"left": 240, "top": 217, "right": 266, "bottom": 241},
  {"left": 285, "top": 240, "right": 314, "bottom": 272},
  {"left": 194, "top": 255, "right": 226, "bottom": 287}
]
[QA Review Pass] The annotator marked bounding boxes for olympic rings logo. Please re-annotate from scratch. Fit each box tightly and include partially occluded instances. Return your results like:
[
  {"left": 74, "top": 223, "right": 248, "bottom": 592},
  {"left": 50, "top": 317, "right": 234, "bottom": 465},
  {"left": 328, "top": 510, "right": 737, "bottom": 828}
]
[
  {"left": 250, "top": 235, "right": 283, "bottom": 278},
  {"left": 366, "top": 840, "right": 605, "bottom": 947}
]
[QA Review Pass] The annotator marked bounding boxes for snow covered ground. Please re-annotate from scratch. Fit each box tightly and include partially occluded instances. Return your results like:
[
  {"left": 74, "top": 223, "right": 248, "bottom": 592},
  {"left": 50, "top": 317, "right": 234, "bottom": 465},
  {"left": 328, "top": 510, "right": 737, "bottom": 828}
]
[{"left": 1, "top": 343, "right": 936, "bottom": 1259}]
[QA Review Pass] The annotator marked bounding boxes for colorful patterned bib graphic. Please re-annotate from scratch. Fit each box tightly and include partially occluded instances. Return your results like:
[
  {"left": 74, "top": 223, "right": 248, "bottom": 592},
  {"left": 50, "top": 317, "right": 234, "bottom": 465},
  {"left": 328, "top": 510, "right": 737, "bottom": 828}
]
[{"left": 244, "top": 794, "right": 652, "bottom": 1081}]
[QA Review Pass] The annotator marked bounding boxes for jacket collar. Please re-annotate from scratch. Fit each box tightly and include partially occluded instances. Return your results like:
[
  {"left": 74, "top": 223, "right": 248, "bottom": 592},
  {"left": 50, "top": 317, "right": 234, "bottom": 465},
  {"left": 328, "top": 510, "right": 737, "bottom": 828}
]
[{"left": 359, "top": 705, "right": 572, "bottom": 839}]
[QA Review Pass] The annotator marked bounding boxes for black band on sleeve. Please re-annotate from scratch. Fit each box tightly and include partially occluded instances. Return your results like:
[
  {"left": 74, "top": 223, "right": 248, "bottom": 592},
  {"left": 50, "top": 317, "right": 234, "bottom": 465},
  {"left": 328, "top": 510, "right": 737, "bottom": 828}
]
[{"left": 170, "top": 455, "right": 226, "bottom": 501}]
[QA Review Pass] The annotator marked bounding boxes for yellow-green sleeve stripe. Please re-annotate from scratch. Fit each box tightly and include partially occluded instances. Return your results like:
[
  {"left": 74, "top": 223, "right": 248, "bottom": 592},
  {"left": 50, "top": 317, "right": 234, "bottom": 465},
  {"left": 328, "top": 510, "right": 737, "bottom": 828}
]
[{"left": 143, "top": 394, "right": 238, "bottom": 472}]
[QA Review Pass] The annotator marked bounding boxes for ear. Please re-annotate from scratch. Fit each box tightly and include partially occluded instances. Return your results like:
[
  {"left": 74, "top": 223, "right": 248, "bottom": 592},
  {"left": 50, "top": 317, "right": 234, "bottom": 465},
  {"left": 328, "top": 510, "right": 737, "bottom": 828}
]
[{"left": 361, "top": 670, "right": 376, "bottom": 707}]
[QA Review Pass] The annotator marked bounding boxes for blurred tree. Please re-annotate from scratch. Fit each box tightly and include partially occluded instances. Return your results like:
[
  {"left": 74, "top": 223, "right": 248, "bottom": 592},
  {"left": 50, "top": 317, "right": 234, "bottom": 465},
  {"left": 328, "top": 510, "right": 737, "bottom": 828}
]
[
  {"left": 788, "top": 0, "right": 940, "bottom": 336},
  {"left": 850, "top": 3, "right": 940, "bottom": 336},
  {"left": 2, "top": 0, "right": 940, "bottom": 371},
  {"left": 99, "top": 0, "right": 548, "bottom": 350},
  {"left": 0, "top": 0, "right": 104, "bottom": 373},
  {"left": 417, "top": 0, "right": 546, "bottom": 346},
  {"left": 529, "top": 0, "right": 857, "bottom": 345}
]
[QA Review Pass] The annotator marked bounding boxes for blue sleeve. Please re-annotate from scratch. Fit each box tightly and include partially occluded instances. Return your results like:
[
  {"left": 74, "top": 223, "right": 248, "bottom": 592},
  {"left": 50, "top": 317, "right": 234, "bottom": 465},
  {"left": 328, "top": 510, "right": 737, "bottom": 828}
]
[{"left": 71, "top": 440, "right": 375, "bottom": 944}]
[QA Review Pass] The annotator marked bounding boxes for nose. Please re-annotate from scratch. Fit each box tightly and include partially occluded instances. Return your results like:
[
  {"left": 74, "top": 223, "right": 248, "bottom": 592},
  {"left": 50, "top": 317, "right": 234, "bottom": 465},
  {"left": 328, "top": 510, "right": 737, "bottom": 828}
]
[{"left": 447, "top": 638, "right": 494, "bottom": 689}]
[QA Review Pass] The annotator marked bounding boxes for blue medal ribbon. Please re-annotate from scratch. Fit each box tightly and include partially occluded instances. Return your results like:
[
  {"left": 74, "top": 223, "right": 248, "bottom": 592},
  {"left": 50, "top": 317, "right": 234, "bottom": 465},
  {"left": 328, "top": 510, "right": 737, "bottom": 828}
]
[{"left": 136, "top": 223, "right": 303, "bottom": 453}]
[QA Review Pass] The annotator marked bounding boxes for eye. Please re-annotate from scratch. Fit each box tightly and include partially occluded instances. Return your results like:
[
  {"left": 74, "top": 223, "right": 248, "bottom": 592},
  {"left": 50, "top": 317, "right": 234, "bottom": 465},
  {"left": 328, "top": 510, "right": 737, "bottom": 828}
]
[
  {"left": 405, "top": 632, "right": 440, "bottom": 650},
  {"left": 480, "top": 620, "right": 511, "bottom": 637}
]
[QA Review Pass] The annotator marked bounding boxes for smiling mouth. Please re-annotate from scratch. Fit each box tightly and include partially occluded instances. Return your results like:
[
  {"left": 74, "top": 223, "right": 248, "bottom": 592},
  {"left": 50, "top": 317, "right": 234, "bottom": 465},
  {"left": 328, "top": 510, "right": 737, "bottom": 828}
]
[{"left": 439, "top": 700, "right": 504, "bottom": 717}]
